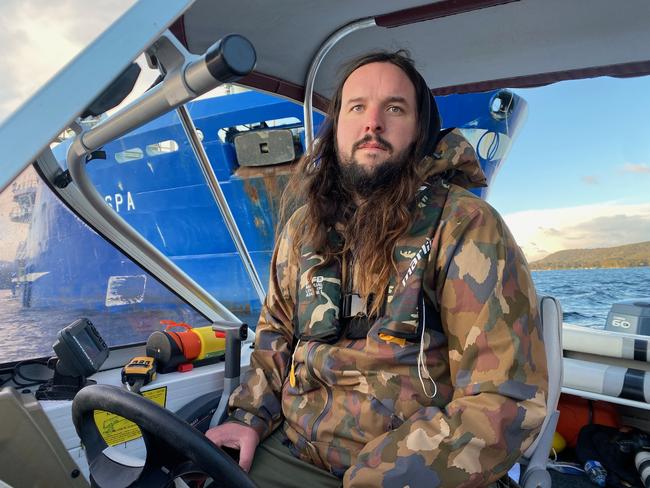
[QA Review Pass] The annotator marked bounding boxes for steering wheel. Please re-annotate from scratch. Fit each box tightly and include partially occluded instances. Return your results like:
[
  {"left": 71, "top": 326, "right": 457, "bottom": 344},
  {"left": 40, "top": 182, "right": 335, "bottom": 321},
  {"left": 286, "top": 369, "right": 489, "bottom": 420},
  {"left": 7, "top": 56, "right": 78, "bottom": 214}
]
[{"left": 72, "top": 384, "right": 257, "bottom": 488}]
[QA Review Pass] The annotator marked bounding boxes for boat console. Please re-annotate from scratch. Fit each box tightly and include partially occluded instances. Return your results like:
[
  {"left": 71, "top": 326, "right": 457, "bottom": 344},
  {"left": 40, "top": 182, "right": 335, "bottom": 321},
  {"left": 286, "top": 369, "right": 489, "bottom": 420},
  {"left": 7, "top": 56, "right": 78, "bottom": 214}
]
[{"left": 0, "top": 386, "right": 90, "bottom": 487}]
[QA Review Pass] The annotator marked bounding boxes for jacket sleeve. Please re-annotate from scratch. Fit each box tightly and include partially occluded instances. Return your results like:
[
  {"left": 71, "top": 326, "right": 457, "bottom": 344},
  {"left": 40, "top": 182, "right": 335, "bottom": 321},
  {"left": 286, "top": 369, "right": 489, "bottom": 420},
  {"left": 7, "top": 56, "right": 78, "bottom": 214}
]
[
  {"left": 227, "top": 219, "right": 298, "bottom": 440},
  {"left": 344, "top": 201, "right": 548, "bottom": 487}
]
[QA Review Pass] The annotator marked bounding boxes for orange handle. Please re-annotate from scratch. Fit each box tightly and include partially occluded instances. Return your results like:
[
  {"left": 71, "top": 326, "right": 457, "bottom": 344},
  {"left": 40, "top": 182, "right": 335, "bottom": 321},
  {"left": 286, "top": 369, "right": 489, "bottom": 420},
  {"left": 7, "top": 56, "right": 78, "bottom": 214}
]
[{"left": 160, "top": 320, "right": 192, "bottom": 332}]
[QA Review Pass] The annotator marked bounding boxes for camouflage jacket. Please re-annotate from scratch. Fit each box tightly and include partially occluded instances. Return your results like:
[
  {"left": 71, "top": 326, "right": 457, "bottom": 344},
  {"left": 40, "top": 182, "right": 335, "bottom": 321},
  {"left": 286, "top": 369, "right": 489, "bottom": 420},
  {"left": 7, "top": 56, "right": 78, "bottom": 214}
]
[{"left": 228, "top": 129, "right": 548, "bottom": 487}]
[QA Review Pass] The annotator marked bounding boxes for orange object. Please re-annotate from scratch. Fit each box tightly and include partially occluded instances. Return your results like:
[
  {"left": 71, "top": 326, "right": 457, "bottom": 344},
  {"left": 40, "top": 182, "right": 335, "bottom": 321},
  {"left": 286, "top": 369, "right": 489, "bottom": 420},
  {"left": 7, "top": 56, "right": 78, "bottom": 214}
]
[
  {"left": 556, "top": 394, "right": 620, "bottom": 448},
  {"left": 162, "top": 321, "right": 202, "bottom": 360},
  {"left": 378, "top": 333, "right": 407, "bottom": 347},
  {"left": 159, "top": 320, "right": 226, "bottom": 361}
]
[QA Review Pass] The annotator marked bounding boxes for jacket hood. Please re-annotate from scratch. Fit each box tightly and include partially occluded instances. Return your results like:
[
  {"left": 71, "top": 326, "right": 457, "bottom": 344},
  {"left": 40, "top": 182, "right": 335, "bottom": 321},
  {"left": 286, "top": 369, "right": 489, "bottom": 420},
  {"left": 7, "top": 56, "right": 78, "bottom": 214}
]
[{"left": 422, "top": 128, "right": 487, "bottom": 189}]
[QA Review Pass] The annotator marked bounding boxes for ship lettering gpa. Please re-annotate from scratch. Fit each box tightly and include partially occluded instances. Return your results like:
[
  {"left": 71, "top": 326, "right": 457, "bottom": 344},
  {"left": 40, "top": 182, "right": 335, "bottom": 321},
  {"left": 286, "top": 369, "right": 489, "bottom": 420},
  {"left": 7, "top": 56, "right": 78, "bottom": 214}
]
[{"left": 104, "top": 192, "right": 135, "bottom": 213}]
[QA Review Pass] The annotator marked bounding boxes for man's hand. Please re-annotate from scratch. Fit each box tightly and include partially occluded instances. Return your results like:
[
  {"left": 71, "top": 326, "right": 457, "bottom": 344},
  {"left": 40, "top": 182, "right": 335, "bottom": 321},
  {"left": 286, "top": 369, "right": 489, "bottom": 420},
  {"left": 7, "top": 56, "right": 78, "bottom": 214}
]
[{"left": 205, "top": 422, "right": 261, "bottom": 472}]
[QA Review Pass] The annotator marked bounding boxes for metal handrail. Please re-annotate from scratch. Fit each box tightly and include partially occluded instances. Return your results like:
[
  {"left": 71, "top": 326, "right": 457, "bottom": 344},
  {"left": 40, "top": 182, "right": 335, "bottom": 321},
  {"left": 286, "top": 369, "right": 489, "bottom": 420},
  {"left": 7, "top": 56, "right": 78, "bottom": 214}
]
[{"left": 302, "top": 18, "right": 376, "bottom": 150}]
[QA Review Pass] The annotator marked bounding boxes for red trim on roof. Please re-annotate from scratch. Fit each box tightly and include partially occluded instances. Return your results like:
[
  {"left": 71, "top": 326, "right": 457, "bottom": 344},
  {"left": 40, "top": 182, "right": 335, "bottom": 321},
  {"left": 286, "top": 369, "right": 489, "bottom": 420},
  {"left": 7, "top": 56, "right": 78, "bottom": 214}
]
[
  {"left": 238, "top": 72, "right": 330, "bottom": 112},
  {"left": 170, "top": 16, "right": 188, "bottom": 48},
  {"left": 375, "top": 0, "right": 519, "bottom": 28},
  {"left": 431, "top": 60, "right": 650, "bottom": 95},
  {"left": 237, "top": 60, "right": 650, "bottom": 106}
]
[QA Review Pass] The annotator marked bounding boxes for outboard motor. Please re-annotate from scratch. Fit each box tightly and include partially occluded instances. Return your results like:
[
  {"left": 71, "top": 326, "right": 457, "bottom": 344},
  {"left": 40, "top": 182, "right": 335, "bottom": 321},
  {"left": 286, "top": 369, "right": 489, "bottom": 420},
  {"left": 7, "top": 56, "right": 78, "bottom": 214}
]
[{"left": 605, "top": 299, "right": 650, "bottom": 335}]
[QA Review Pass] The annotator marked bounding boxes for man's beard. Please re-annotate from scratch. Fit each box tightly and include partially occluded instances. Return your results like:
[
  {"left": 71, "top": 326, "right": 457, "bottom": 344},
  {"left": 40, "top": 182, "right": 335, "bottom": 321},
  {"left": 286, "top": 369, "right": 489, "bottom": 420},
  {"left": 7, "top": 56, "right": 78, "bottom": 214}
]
[{"left": 337, "top": 135, "right": 413, "bottom": 199}]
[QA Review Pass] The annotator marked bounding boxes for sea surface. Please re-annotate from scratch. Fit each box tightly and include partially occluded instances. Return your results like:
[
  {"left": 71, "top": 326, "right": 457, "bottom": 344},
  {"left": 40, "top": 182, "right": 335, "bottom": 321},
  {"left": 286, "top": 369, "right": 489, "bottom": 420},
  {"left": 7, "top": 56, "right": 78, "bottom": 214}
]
[
  {"left": 532, "top": 266, "right": 650, "bottom": 327},
  {"left": 1, "top": 267, "right": 649, "bottom": 364}
]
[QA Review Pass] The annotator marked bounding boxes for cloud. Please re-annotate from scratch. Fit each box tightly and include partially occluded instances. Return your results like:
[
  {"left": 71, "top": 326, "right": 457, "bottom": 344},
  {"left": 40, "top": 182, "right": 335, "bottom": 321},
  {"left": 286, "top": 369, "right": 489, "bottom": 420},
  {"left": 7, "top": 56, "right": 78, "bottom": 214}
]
[
  {"left": 503, "top": 202, "right": 650, "bottom": 262},
  {"left": 0, "top": 0, "right": 135, "bottom": 122},
  {"left": 621, "top": 163, "right": 650, "bottom": 174},
  {"left": 581, "top": 175, "right": 599, "bottom": 185},
  {"left": 541, "top": 227, "right": 562, "bottom": 237},
  {"left": 566, "top": 214, "right": 650, "bottom": 246}
]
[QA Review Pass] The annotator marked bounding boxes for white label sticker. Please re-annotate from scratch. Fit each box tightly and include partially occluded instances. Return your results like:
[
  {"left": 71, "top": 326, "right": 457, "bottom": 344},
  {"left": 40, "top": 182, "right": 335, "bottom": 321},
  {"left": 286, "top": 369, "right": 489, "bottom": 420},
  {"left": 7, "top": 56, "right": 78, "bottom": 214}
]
[{"left": 105, "top": 275, "right": 147, "bottom": 306}]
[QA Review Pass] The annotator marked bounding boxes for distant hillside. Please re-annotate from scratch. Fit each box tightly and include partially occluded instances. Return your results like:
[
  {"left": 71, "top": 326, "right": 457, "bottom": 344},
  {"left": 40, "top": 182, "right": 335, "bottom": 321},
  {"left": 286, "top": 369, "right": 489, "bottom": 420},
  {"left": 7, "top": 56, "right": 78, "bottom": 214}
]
[{"left": 530, "top": 241, "right": 650, "bottom": 270}]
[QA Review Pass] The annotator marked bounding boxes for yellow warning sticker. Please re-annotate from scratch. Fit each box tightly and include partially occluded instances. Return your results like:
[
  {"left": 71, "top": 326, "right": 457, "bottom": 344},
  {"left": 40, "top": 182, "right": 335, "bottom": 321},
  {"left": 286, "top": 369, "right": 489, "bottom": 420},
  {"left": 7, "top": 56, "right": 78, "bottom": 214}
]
[{"left": 94, "top": 386, "right": 167, "bottom": 446}]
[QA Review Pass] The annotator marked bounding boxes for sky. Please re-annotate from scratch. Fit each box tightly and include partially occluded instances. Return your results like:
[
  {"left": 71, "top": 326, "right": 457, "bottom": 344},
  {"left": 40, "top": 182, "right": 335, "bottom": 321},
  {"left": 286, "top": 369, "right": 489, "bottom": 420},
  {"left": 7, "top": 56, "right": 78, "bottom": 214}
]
[
  {"left": 0, "top": 0, "right": 135, "bottom": 120},
  {"left": 0, "top": 1, "right": 649, "bottom": 263},
  {"left": 489, "top": 77, "right": 650, "bottom": 260}
]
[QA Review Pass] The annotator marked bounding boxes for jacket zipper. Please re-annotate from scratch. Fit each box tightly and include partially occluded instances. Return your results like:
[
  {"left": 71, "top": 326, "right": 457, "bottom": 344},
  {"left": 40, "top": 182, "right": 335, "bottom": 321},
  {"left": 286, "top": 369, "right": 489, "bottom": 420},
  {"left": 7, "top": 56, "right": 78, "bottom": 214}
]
[
  {"left": 306, "top": 342, "right": 332, "bottom": 441},
  {"left": 307, "top": 253, "right": 350, "bottom": 441}
]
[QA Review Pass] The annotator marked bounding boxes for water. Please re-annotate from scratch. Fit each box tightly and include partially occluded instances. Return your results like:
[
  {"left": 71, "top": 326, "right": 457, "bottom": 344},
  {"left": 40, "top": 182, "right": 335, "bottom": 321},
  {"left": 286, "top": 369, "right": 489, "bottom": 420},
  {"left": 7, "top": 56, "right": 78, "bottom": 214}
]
[
  {"left": 532, "top": 266, "right": 650, "bottom": 328},
  {"left": 0, "top": 288, "right": 211, "bottom": 365}
]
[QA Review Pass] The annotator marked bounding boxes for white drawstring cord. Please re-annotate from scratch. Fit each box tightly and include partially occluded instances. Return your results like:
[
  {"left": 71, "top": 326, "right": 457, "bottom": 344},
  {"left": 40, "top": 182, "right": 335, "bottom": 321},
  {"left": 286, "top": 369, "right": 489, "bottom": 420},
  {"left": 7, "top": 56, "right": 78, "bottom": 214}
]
[{"left": 417, "top": 298, "right": 437, "bottom": 398}]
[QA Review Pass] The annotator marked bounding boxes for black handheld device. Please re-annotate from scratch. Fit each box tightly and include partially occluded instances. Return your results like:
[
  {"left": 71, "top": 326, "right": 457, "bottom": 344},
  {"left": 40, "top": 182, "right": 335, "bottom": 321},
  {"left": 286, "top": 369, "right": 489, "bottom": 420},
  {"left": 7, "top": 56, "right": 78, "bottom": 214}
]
[
  {"left": 35, "top": 318, "right": 109, "bottom": 400},
  {"left": 53, "top": 318, "right": 109, "bottom": 377}
]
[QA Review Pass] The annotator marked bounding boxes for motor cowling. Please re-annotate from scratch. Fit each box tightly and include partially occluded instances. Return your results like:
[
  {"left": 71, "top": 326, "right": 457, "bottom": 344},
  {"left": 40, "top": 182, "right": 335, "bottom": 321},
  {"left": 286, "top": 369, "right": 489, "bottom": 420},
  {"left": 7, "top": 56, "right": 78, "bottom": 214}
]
[{"left": 605, "top": 299, "right": 650, "bottom": 335}]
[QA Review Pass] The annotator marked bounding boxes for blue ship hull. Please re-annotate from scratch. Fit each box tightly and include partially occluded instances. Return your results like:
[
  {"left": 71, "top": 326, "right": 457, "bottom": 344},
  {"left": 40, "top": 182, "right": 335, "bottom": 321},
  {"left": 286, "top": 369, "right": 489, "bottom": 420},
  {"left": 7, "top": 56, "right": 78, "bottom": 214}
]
[{"left": 14, "top": 90, "right": 526, "bottom": 323}]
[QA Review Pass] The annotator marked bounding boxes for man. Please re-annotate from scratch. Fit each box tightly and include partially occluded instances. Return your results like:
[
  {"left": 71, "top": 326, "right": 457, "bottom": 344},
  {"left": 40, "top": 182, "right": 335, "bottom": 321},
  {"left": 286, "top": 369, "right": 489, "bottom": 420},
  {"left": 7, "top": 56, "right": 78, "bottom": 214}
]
[{"left": 207, "top": 51, "right": 548, "bottom": 487}]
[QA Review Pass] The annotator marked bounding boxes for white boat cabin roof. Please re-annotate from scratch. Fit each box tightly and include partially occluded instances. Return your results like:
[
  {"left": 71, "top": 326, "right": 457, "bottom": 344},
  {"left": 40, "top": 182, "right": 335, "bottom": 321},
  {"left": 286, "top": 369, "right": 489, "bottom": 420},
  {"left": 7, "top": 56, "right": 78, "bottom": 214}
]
[{"left": 179, "top": 0, "right": 650, "bottom": 104}]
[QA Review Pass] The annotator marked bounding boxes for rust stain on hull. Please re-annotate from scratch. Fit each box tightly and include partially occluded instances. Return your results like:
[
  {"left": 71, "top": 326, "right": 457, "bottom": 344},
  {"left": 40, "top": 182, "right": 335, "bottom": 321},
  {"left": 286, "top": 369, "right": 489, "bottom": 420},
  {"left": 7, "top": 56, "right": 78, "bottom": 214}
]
[
  {"left": 238, "top": 163, "right": 292, "bottom": 235},
  {"left": 235, "top": 162, "right": 295, "bottom": 179},
  {"left": 243, "top": 180, "right": 261, "bottom": 206},
  {"left": 253, "top": 216, "right": 266, "bottom": 234}
]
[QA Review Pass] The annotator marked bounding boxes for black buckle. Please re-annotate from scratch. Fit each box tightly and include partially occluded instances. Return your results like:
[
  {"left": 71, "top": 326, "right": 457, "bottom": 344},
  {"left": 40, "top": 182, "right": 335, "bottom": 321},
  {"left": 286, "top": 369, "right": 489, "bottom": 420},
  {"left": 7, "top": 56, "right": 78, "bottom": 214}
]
[{"left": 342, "top": 293, "right": 364, "bottom": 318}]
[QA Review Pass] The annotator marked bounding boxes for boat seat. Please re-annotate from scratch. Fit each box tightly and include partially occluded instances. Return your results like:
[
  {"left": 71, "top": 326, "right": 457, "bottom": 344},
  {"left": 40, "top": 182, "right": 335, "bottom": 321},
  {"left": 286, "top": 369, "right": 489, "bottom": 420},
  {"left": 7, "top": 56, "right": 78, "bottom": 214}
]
[{"left": 518, "top": 295, "right": 564, "bottom": 488}]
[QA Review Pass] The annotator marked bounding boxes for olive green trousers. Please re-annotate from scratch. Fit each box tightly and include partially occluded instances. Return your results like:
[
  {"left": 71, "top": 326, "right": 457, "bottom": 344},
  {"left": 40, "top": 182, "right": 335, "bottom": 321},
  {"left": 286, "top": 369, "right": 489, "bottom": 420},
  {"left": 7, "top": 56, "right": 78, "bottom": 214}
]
[{"left": 248, "top": 429, "right": 341, "bottom": 488}]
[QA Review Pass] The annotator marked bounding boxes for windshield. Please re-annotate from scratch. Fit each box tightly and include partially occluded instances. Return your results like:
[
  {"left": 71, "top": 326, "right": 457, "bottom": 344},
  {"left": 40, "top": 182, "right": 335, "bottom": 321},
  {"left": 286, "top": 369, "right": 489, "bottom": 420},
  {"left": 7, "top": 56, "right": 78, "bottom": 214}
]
[
  {"left": 0, "top": 83, "right": 315, "bottom": 365},
  {"left": 79, "top": 88, "right": 313, "bottom": 323},
  {"left": 0, "top": 165, "right": 210, "bottom": 364}
]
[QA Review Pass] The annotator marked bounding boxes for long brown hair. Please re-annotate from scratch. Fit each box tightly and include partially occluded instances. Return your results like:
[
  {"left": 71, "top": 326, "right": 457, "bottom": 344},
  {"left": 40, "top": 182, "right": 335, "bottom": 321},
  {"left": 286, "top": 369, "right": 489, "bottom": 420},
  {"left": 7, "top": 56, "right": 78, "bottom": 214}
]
[{"left": 280, "top": 51, "right": 440, "bottom": 316}]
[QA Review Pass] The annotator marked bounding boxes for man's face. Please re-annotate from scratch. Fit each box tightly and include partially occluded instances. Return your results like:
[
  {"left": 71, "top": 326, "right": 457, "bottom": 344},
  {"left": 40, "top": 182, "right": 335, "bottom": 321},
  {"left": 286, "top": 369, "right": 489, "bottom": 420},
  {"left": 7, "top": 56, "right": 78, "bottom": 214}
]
[{"left": 336, "top": 62, "right": 418, "bottom": 173}]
